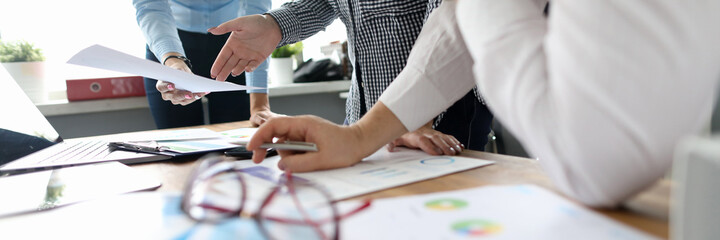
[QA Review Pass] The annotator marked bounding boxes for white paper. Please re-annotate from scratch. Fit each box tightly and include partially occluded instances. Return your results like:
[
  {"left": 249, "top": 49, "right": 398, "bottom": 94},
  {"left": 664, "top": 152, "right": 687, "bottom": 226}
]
[
  {"left": 67, "top": 44, "right": 263, "bottom": 93},
  {"left": 231, "top": 147, "right": 494, "bottom": 203},
  {"left": 341, "top": 185, "right": 658, "bottom": 240},
  {"left": 219, "top": 127, "right": 259, "bottom": 145},
  {"left": 115, "top": 128, "right": 224, "bottom": 141}
]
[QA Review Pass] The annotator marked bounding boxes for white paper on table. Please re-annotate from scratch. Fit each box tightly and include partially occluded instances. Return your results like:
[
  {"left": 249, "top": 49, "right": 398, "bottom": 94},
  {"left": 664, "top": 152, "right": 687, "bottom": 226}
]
[
  {"left": 67, "top": 44, "right": 263, "bottom": 93},
  {"left": 340, "top": 185, "right": 658, "bottom": 240},
  {"left": 219, "top": 128, "right": 259, "bottom": 145},
  {"left": 114, "top": 128, "right": 225, "bottom": 141},
  {"left": 229, "top": 147, "right": 494, "bottom": 204}
]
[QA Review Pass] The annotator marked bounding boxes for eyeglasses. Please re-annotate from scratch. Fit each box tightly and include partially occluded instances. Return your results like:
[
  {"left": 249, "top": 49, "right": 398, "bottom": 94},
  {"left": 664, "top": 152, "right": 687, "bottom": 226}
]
[{"left": 181, "top": 154, "right": 371, "bottom": 240}]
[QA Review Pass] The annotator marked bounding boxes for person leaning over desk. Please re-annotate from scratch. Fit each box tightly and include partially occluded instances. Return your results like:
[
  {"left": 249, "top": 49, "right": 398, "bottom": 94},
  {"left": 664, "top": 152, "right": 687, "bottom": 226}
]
[
  {"left": 190, "top": 0, "right": 495, "bottom": 156},
  {"left": 245, "top": 0, "right": 720, "bottom": 207},
  {"left": 133, "top": 0, "right": 281, "bottom": 129}
]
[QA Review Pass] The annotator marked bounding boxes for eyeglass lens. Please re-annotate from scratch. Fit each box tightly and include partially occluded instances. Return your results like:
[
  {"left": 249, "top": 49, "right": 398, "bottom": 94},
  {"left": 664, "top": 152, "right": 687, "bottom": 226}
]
[
  {"left": 258, "top": 183, "right": 338, "bottom": 240},
  {"left": 184, "top": 170, "right": 245, "bottom": 222},
  {"left": 184, "top": 166, "right": 338, "bottom": 240}
]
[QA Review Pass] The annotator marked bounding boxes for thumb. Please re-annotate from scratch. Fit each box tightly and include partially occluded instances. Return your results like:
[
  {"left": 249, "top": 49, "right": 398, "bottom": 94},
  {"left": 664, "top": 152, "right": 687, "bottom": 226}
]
[{"left": 208, "top": 18, "right": 243, "bottom": 35}]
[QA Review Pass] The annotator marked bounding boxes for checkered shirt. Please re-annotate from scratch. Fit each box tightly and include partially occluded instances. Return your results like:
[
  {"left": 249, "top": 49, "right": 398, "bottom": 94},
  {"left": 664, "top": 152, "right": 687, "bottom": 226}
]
[{"left": 269, "top": 0, "right": 448, "bottom": 124}]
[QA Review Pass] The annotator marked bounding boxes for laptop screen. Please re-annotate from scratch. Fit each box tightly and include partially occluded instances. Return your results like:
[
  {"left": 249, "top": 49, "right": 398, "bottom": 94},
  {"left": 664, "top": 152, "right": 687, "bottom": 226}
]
[{"left": 0, "top": 65, "right": 60, "bottom": 166}]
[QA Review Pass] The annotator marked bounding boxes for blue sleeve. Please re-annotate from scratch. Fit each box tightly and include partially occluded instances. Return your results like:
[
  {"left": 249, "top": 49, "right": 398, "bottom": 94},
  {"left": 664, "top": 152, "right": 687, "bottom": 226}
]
[
  {"left": 244, "top": 0, "right": 272, "bottom": 93},
  {"left": 245, "top": 0, "right": 272, "bottom": 16},
  {"left": 133, "top": 0, "right": 185, "bottom": 61},
  {"left": 246, "top": 59, "right": 269, "bottom": 93}
]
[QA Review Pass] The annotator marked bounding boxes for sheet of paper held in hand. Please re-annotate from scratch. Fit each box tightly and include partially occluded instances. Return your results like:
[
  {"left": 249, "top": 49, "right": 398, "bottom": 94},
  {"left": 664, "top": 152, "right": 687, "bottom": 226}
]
[{"left": 66, "top": 44, "right": 263, "bottom": 93}]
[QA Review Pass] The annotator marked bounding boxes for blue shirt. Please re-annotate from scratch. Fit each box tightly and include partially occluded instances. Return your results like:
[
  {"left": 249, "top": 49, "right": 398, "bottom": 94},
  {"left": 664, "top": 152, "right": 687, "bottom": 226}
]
[{"left": 134, "top": 0, "right": 271, "bottom": 93}]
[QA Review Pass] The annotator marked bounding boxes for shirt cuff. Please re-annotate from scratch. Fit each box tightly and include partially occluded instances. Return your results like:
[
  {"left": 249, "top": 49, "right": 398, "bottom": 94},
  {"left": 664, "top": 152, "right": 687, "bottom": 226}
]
[
  {"left": 266, "top": 8, "right": 302, "bottom": 47},
  {"left": 150, "top": 39, "right": 185, "bottom": 62}
]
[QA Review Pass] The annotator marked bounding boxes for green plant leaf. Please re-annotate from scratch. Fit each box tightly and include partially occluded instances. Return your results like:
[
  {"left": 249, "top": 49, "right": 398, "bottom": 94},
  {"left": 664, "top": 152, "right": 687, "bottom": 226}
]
[
  {"left": 0, "top": 40, "right": 45, "bottom": 62},
  {"left": 271, "top": 42, "right": 304, "bottom": 58}
]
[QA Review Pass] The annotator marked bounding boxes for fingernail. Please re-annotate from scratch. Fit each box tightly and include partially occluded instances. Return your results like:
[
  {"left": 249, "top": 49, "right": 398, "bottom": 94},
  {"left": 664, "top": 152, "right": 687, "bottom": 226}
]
[
  {"left": 278, "top": 162, "right": 286, "bottom": 171},
  {"left": 205, "top": 92, "right": 211, "bottom": 94},
  {"left": 185, "top": 94, "right": 192, "bottom": 99},
  {"left": 194, "top": 95, "right": 201, "bottom": 100},
  {"left": 211, "top": 75, "right": 216, "bottom": 79},
  {"left": 167, "top": 85, "right": 174, "bottom": 90}
]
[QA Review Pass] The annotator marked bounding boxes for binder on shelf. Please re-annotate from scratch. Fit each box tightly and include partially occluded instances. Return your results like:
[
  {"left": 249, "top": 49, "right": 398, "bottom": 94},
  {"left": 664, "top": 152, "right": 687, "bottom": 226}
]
[{"left": 66, "top": 75, "right": 145, "bottom": 101}]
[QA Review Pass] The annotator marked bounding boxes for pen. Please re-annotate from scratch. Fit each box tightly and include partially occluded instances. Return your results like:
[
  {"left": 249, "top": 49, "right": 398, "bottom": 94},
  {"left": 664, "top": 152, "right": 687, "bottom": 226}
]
[{"left": 257, "top": 141, "right": 318, "bottom": 152}]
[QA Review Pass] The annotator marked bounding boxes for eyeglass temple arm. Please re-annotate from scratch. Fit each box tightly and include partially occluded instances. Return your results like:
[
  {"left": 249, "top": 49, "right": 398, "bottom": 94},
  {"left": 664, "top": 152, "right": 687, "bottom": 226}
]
[{"left": 263, "top": 199, "right": 372, "bottom": 226}]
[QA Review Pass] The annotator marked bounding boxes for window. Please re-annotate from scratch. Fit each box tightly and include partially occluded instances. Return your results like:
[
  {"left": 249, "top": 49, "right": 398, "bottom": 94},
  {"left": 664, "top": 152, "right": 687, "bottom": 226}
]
[{"left": 0, "top": 0, "right": 345, "bottom": 93}]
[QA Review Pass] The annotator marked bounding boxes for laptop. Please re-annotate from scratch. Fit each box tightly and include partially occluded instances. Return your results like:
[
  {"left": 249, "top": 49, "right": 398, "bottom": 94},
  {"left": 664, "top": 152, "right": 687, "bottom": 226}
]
[{"left": 0, "top": 65, "right": 170, "bottom": 175}]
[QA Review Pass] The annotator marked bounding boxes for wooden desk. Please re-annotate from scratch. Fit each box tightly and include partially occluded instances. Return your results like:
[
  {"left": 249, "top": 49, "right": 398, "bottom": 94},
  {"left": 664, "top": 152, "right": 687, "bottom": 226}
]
[{"left": 130, "top": 121, "right": 669, "bottom": 239}]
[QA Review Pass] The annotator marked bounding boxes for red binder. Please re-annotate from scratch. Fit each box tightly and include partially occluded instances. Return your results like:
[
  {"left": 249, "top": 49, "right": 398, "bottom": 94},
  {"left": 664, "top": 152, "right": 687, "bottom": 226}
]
[{"left": 66, "top": 76, "right": 146, "bottom": 101}]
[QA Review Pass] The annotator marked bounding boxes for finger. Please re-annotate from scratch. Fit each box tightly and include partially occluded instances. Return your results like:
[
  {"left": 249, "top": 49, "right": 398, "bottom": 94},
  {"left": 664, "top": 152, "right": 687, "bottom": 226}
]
[
  {"left": 231, "top": 59, "right": 249, "bottom": 77},
  {"left": 251, "top": 115, "right": 268, "bottom": 127},
  {"left": 216, "top": 54, "right": 241, "bottom": 82},
  {"left": 429, "top": 135, "right": 456, "bottom": 155},
  {"left": 156, "top": 81, "right": 175, "bottom": 93},
  {"left": 247, "top": 117, "right": 293, "bottom": 151},
  {"left": 386, "top": 142, "right": 396, "bottom": 152},
  {"left": 449, "top": 138, "right": 463, "bottom": 153},
  {"left": 251, "top": 148, "right": 269, "bottom": 164},
  {"left": 244, "top": 60, "right": 259, "bottom": 72},
  {"left": 211, "top": 46, "right": 235, "bottom": 80},
  {"left": 207, "top": 18, "right": 242, "bottom": 35},
  {"left": 417, "top": 137, "right": 442, "bottom": 155},
  {"left": 276, "top": 153, "right": 328, "bottom": 173}
]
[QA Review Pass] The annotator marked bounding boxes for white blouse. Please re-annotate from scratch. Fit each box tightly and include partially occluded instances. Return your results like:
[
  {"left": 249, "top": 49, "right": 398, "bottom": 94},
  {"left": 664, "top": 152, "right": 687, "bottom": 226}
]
[{"left": 379, "top": 0, "right": 720, "bottom": 207}]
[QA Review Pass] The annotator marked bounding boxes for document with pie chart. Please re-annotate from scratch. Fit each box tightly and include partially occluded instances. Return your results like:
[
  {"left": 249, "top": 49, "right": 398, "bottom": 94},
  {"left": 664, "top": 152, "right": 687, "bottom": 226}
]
[{"left": 340, "top": 185, "right": 656, "bottom": 240}]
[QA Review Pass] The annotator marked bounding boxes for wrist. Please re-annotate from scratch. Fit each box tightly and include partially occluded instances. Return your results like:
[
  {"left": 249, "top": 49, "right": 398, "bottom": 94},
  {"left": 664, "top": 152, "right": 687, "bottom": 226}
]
[
  {"left": 163, "top": 55, "right": 192, "bottom": 69},
  {"left": 249, "top": 93, "right": 271, "bottom": 113},
  {"left": 261, "top": 13, "right": 283, "bottom": 46},
  {"left": 346, "top": 124, "right": 377, "bottom": 159}
]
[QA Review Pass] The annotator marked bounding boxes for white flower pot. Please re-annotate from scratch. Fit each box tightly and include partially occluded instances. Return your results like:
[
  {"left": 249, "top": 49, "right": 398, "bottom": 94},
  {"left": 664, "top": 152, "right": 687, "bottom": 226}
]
[{"left": 269, "top": 57, "right": 294, "bottom": 85}]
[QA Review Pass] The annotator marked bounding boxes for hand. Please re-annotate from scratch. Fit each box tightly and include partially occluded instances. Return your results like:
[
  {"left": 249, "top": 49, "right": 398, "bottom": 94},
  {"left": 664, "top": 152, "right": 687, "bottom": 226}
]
[
  {"left": 387, "top": 125, "right": 464, "bottom": 155},
  {"left": 209, "top": 14, "right": 282, "bottom": 82},
  {"left": 157, "top": 56, "right": 207, "bottom": 105},
  {"left": 250, "top": 108, "right": 285, "bottom": 127},
  {"left": 247, "top": 115, "right": 369, "bottom": 172}
]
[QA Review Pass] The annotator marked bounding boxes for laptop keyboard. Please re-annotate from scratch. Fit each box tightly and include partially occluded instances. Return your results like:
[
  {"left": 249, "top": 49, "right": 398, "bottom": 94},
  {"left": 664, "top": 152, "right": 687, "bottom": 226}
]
[{"left": 36, "top": 140, "right": 112, "bottom": 164}]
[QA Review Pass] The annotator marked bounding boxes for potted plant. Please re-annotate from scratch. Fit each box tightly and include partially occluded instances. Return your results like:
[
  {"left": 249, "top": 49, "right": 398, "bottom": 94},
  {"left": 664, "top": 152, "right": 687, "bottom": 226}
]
[
  {"left": 0, "top": 40, "right": 45, "bottom": 63},
  {"left": 0, "top": 40, "right": 48, "bottom": 103},
  {"left": 270, "top": 42, "right": 303, "bottom": 85}
]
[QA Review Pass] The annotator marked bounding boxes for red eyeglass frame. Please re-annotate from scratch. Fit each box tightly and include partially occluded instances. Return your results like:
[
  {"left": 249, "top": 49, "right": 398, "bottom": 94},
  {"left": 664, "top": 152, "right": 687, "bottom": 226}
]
[{"left": 181, "top": 155, "right": 371, "bottom": 240}]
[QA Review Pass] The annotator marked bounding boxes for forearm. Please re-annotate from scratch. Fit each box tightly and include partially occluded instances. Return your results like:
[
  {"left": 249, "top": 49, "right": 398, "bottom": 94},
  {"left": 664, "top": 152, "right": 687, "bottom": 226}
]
[
  {"left": 349, "top": 101, "right": 409, "bottom": 158},
  {"left": 379, "top": 0, "right": 476, "bottom": 132},
  {"left": 133, "top": 0, "right": 184, "bottom": 60}
]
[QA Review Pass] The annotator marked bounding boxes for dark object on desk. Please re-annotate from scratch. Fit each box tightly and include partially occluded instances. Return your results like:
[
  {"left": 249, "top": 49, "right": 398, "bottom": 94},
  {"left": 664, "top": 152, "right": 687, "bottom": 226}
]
[
  {"left": 293, "top": 58, "right": 343, "bottom": 83},
  {"left": 108, "top": 141, "right": 178, "bottom": 157},
  {"left": 225, "top": 147, "right": 277, "bottom": 159}
]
